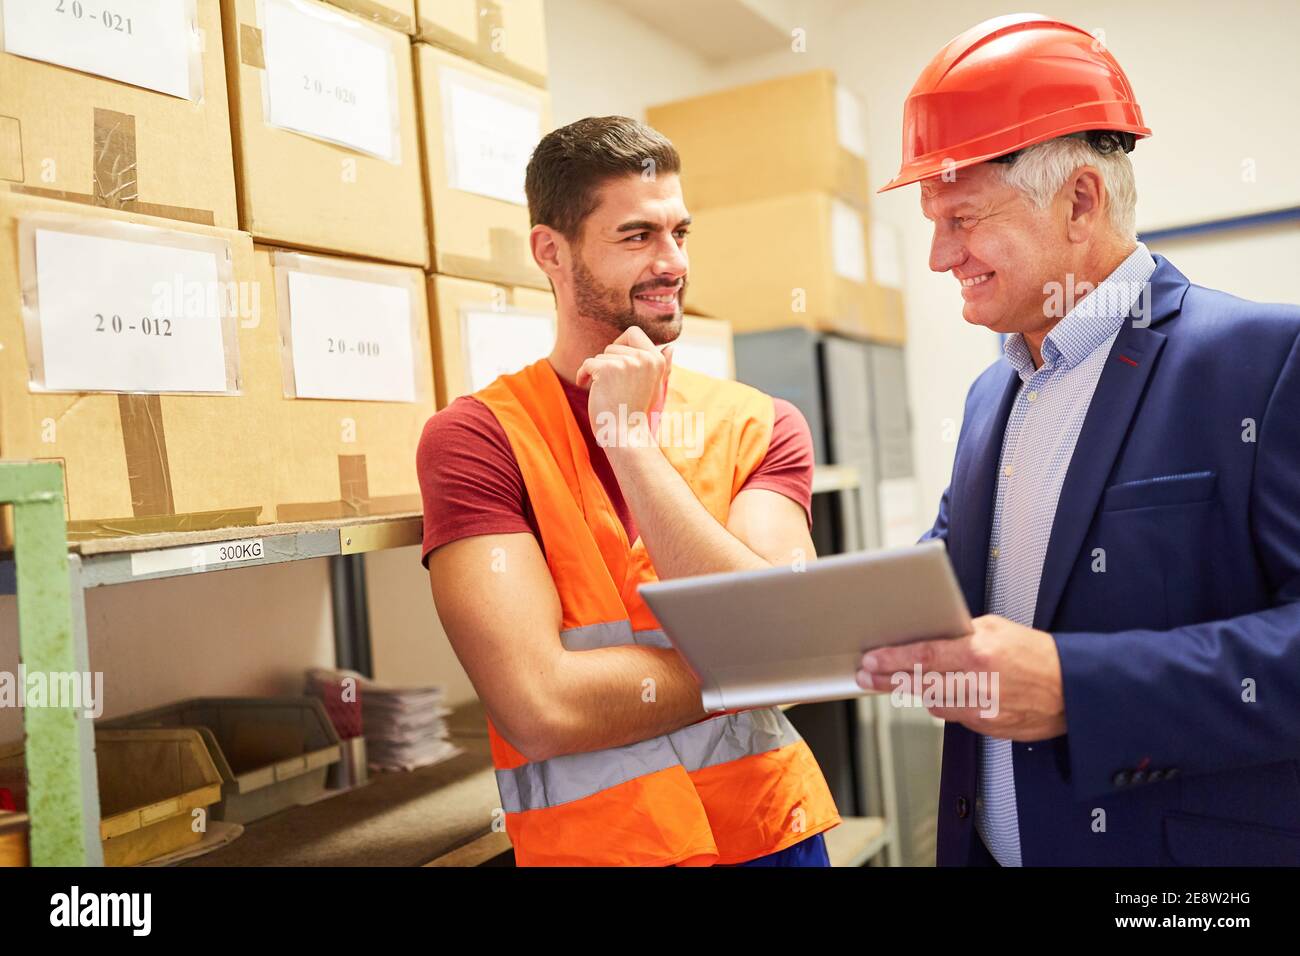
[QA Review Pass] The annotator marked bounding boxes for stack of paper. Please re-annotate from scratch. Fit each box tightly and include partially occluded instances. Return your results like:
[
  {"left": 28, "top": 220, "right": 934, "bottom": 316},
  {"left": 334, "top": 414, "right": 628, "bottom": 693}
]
[{"left": 305, "top": 668, "right": 461, "bottom": 772}]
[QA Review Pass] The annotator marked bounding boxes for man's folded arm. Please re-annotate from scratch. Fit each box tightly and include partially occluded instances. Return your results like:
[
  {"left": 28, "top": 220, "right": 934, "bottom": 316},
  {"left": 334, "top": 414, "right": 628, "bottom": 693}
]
[{"left": 427, "top": 531, "right": 708, "bottom": 762}]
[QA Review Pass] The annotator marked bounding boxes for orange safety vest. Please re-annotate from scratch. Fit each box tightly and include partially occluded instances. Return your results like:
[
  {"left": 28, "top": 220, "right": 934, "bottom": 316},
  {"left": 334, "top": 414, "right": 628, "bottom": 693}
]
[{"left": 475, "top": 358, "right": 840, "bottom": 866}]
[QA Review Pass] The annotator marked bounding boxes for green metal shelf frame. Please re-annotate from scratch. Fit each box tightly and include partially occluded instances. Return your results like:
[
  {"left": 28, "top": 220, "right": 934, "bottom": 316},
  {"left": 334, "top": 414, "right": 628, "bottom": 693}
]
[{"left": 0, "top": 460, "right": 101, "bottom": 865}]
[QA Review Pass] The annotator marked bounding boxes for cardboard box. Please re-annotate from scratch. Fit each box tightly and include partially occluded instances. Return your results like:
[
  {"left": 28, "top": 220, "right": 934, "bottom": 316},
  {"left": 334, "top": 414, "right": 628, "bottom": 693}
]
[
  {"left": 416, "top": 0, "right": 547, "bottom": 88},
  {"left": 256, "top": 245, "right": 436, "bottom": 521},
  {"left": 416, "top": 44, "right": 550, "bottom": 289},
  {"left": 0, "top": 192, "right": 279, "bottom": 549},
  {"left": 220, "top": 0, "right": 428, "bottom": 266},
  {"left": 323, "top": 0, "right": 416, "bottom": 34},
  {"left": 869, "top": 220, "right": 907, "bottom": 345},
  {"left": 0, "top": 0, "right": 238, "bottom": 229},
  {"left": 427, "top": 273, "right": 555, "bottom": 407},
  {"left": 871, "top": 287, "right": 906, "bottom": 346},
  {"left": 674, "top": 315, "right": 735, "bottom": 380},
  {"left": 685, "top": 191, "right": 896, "bottom": 340},
  {"left": 648, "top": 70, "right": 871, "bottom": 211}
]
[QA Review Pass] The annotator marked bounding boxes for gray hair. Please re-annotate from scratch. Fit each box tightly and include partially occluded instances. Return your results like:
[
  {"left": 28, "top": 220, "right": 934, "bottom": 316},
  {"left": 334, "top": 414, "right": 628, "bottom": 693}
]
[{"left": 995, "top": 134, "right": 1138, "bottom": 240}]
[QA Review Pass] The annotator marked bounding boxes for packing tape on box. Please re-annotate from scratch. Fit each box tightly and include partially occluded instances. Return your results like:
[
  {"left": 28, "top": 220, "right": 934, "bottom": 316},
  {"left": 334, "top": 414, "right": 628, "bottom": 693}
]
[
  {"left": 418, "top": 1, "right": 546, "bottom": 89},
  {"left": 0, "top": 116, "right": 23, "bottom": 183},
  {"left": 239, "top": 23, "right": 267, "bottom": 69},
  {"left": 329, "top": 0, "right": 415, "bottom": 34},
  {"left": 276, "top": 453, "right": 423, "bottom": 521},
  {"left": 12, "top": 212, "right": 257, "bottom": 541},
  {"left": 6, "top": 108, "right": 215, "bottom": 226},
  {"left": 118, "top": 393, "right": 176, "bottom": 518}
]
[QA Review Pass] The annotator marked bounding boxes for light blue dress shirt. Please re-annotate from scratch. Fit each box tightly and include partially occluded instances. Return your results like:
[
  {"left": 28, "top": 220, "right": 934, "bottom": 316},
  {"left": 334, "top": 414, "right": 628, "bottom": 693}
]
[{"left": 976, "top": 242, "right": 1158, "bottom": 866}]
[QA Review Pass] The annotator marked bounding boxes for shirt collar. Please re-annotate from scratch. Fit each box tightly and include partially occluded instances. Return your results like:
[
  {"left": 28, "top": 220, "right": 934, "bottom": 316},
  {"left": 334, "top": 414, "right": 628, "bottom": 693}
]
[{"left": 1003, "top": 242, "right": 1157, "bottom": 380}]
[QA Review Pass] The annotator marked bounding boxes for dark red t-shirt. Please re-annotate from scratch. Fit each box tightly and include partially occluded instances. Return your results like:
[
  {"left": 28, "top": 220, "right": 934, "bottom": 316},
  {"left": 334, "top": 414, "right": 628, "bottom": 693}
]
[{"left": 417, "top": 371, "right": 814, "bottom": 568}]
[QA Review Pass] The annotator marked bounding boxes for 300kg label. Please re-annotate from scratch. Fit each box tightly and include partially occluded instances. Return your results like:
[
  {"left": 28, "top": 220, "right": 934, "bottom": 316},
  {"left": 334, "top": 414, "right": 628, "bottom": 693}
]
[
  {"left": 216, "top": 541, "right": 263, "bottom": 563},
  {"left": 130, "top": 538, "right": 267, "bottom": 577}
]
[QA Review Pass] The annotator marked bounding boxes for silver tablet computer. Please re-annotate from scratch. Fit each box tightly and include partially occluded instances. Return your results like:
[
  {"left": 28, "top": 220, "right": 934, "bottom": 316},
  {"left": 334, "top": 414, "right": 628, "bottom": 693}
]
[{"left": 638, "top": 540, "right": 971, "bottom": 712}]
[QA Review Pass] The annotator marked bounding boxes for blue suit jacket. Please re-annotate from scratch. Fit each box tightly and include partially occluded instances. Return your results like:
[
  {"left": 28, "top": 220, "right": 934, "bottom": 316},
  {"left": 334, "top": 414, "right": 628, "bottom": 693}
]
[{"left": 924, "top": 255, "right": 1300, "bottom": 866}]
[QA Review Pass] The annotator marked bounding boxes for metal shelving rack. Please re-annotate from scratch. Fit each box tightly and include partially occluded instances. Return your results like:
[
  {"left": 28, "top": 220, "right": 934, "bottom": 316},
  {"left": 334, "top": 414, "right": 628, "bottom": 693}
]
[
  {"left": 1, "top": 458, "right": 897, "bottom": 867},
  {"left": 0, "top": 459, "right": 422, "bottom": 865}
]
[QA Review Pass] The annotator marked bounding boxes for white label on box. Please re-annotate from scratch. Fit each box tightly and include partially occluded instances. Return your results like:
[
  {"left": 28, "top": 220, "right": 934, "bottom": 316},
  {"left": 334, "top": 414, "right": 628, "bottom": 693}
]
[
  {"left": 835, "top": 84, "right": 868, "bottom": 159},
  {"left": 131, "top": 538, "right": 266, "bottom": 576},
  {"left": 878, "top": 477, "right": 919, "bottom": 550},
  {"left": 0, "top": 0, "right": 199, "bottom": 99},
  {"left": 671, "top": 340, "right": 729, "bottom": 380},
  {"left": 441, "top": 68, "right": 540, "bottom": 206},
  {"left": 830, "top": 199, "right": 867, "bottom": 284},
  {"left": 286, "top": 269, "right": 416, "bottom": 402},
  {"left": 259, "top": 0, "right": 398, "bottom": 161},
  {"left": 462, "top": 308, "right": 554, "bottom": 392},
  {"left": 33, "top": 228, "right": 230, "bottom": 392},
  {"left": 871, "top": 220, "right": 903, "bottom": 290}
]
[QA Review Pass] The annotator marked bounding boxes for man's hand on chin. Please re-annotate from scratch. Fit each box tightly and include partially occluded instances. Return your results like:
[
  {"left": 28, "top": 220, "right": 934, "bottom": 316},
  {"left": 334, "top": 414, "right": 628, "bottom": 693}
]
[
  {"left": 855, "top": 614, "right": 1068, "bottom": 742},
  {"left": 577, "top": 326, "right": 674, "bottom": 450}
]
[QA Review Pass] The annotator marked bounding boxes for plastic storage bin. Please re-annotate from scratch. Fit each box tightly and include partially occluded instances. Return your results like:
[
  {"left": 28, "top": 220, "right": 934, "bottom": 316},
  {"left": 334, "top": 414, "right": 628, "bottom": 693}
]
[
  {"left": 0, "top": 728, "right": 223, "bottom": 866},
  {"left": 0, "top": 811, "right": 29, "bottom": 866},
  {"left": 102, "top": 697, "right": 342, "bottom": 823}
]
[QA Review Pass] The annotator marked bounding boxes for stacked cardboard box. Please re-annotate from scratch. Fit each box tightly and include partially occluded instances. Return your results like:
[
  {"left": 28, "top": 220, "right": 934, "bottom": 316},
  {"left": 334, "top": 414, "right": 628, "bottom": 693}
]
[
  {"left": 648, "top": 70, "right": 905, "bottom": 345},
  {"left": 0, "top": 3, "right": 273, "bottom": 547},
  {"left": 427, "top": 275, "right": 555, "bottom": 407},
  {"left": 219, "top": 0, "right": 427, "bottom": 266},
  {"left": 0, "top": 0, "right": 237, "bottom": 227},
  {"left": 416, "top": 0, "right": 548, "bottom": 89},
  {"left": 414, "top": 4, "right": 556, "bottom": 407},
  {"left": 215, "top": 0, "right": 437, "bottom": 521},
  {"left": 674, "top": 314, "right": 736, "bottom": 381},
  {"left": 0, "top": 192, "right": 276, "bottom": 550},
  {"left": 0, "top": 0, "right": 439, "bottom": 547},
  {"left": 256, "top": 246, "right": 435, "bottom": 522},
  {"left": 323, "top": 0, "right": 417, "bottom": 34}
]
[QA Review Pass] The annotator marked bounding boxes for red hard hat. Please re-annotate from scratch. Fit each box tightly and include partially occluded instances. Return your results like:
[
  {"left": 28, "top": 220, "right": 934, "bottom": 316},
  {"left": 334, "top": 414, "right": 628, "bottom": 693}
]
[{"left": 879, "top": 13, "right": 1151, "bottom": 192}]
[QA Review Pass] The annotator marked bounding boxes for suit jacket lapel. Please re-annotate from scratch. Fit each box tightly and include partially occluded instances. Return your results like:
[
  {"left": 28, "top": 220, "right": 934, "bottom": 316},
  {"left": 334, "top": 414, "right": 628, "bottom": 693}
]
[
  {"left": 1032, "top": 256, "right": 1190, "bottom": 630},
  {"left": 949, "top": 365, "right": 1020, "bottom": 616}
]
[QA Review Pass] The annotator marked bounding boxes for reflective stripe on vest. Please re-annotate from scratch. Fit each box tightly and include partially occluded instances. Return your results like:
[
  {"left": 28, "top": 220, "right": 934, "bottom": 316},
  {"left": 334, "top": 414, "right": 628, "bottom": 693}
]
[
  {"left": 497, "top": 705, "right": 802, "bottom": 813},
  {"left": 495, "top": 623, "right": 802, "bottom": 812},
  {"left": 559, "top": 621, "right": 673, "bottom": 651}
]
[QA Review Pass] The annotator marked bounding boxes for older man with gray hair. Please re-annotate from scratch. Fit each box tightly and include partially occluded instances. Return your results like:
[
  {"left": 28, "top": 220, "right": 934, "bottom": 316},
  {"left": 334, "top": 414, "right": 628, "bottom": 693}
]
[{"left": 857, "top": 13, "right": 1300, "bottom": 866}]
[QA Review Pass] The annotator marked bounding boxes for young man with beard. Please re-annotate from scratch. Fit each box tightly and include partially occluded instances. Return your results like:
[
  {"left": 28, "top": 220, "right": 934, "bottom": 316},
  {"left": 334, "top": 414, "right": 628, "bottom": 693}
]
[{"left": 416, "top": 116, "right": 839, "bottom": 866}]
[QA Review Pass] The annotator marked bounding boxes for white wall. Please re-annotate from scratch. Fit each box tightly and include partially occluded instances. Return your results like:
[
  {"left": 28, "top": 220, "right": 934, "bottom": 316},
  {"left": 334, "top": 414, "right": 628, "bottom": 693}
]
[{"left": 544, "top": 0, "right": 716, "bottom": 124}]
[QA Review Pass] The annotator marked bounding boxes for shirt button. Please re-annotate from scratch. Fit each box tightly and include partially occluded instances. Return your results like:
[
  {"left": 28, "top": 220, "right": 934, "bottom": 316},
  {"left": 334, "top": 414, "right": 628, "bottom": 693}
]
[
  {"left": 990, "top": 547, "right": 1000, "bottom": 558},
  {"left": 956, "top": 796, "right": 970, "bottom": 819},
  {"left": 1003, "top": 465, "right": 1014, "bottom": 477},
  {"left": 1027, "top": 391, "right": 1038, "bottom": 402}
]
